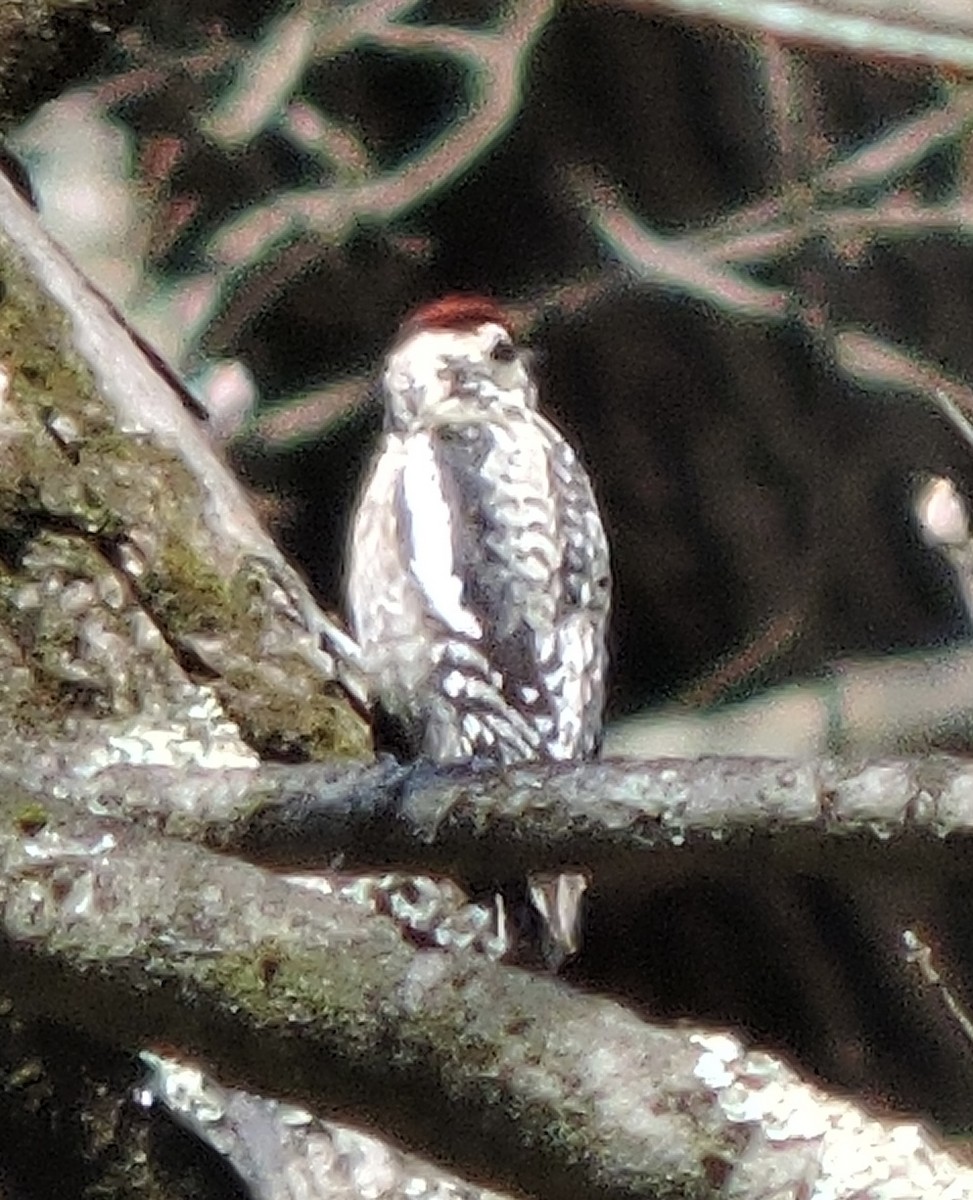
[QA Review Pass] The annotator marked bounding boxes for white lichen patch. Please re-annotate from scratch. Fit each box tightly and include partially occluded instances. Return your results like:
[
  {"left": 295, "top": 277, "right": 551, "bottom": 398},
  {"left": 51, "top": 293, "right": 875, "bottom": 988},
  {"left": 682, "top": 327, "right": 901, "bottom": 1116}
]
[
  {"left": 398, "top": 952, "right": 453, "bottom": 1015},
  {"left": 692, "top": 1032, "right": 740, "bottom": 1090},
  {"left": 105, "top": 719, "right": 259, "bottom": 770},
  {"left": 137, "top": 1048, "right": 511, "bottom": 1200},
  {"left": 690, "top": 1032, "right": 973, "bottom": 1197}
]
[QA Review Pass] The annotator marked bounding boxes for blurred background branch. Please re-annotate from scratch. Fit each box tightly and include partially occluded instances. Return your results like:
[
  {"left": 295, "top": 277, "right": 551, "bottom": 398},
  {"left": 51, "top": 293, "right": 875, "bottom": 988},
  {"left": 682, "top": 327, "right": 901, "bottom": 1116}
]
[{"left": 636, "top": 0, "right": 973, "bottom": 69}]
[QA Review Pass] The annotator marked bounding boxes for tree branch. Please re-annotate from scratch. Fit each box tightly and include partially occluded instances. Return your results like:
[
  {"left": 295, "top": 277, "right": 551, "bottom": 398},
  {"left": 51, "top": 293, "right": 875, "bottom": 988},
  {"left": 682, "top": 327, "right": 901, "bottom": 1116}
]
[
  {"left": 6, "top": 749, "right": 973, "bottom": 896},
  {"left": 0, "top": 166, "right": 368, "bottom": 760},
  {"left": 618, "top": 0, "right": 973, "bottom": 70},
  {"left": 3, "top": 783, "right": 973, "bottom": 1200}
]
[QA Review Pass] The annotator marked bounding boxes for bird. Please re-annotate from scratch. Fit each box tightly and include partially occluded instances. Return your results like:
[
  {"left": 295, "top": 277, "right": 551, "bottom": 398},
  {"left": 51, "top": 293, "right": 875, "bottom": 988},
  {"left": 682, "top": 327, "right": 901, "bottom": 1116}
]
[
  {"left": 345, "top": 293, "right": 611, "bottom": 965},
  {"left": 346, "top": 293, "right": 610, "bottom": 767}
]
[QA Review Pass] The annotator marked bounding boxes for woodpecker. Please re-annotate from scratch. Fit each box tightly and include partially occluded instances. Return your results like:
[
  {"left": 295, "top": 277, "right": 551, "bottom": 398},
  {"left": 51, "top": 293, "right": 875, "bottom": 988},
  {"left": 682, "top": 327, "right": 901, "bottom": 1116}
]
[{"left": 346, "top": 294, "right": 610, "bottom": 767}]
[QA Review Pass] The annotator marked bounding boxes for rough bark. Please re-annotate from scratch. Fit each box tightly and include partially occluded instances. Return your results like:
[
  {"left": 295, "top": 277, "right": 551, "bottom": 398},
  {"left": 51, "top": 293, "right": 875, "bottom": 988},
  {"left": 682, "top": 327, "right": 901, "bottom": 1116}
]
[
  {"left": 0, "top": 166, "right": 367, "bottom": 762},
  {"left": 8, "top": 749, "right": 973, "bottom": 886},
  {"left": 0, "top": 0, "right": 127, "bottom": 124},
  {"left": 3, "top": 784, "right": 973, "bottom": 1200}
]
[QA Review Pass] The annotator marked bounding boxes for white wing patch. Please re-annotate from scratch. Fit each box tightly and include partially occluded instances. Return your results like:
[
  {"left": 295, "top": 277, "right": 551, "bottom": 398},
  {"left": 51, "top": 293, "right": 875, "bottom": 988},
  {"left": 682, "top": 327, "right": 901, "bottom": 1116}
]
[{"left": 401, "top": 431, "right": 482, "bottom": 639}]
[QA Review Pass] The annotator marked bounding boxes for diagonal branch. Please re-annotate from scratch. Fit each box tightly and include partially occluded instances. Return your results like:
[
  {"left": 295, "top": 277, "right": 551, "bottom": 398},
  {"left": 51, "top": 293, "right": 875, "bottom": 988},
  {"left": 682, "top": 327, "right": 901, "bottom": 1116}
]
[
  {"left": 0, "top": 165, "right": 368, "bottom": 759},
  {"left": 3, "top": 784, "right": 973, "bottom": 1200},
  {"left": 611, "top": 0, "right": 973, "bottom": 70}
]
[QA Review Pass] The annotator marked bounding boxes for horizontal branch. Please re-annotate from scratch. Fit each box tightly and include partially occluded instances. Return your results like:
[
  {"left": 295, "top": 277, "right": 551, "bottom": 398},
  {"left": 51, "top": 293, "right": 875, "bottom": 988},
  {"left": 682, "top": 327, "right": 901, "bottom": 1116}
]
[
  {"left": 2, "top": 785, "right": 972, "bottom": 1200},
  {"left": 231, "top": 754, "right": 973, "bottom": 891},
  {"left": 605, "top": 644, "right": 973, "bottom": 759},
  {"left": 10, "top": 749, "right": 973, "bottom": 889}
]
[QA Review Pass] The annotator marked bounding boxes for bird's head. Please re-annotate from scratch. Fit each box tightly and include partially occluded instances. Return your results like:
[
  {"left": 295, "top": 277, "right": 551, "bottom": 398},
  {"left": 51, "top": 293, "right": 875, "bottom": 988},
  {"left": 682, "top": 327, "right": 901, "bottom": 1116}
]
[{"left": 382, "top": 294, "right": 537, "bottom": 432}]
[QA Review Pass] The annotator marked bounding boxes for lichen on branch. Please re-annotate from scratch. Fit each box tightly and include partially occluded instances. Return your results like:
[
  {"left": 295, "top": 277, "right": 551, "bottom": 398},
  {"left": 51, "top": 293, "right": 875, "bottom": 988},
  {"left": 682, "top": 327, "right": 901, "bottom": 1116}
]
[{"left": 0, "top": 168, "right": 368, "bottom": 761}]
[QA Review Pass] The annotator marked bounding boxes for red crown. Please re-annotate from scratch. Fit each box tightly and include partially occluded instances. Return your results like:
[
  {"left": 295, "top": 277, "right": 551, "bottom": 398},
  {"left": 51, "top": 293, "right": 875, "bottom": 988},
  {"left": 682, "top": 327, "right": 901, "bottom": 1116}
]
[{"left": 406, "top": 293, "right": 513, "bottom": 335}]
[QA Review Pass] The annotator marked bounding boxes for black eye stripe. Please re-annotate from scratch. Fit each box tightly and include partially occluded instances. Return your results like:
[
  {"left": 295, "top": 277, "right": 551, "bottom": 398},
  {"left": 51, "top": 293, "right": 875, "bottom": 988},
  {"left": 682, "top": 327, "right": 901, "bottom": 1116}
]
[{"left": 490, "top": 339, "right": 518, "bottom": 363}]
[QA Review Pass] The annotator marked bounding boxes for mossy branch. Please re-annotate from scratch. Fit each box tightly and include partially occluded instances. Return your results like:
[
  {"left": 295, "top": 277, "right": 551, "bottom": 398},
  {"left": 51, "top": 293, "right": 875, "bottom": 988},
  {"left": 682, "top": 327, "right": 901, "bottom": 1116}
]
[
  {"left": 3, "top": 783, "right": 973, "bottom": 1200},
  {"left": 17, "top": 751, "right": 973, "bottom": 888},
  {"left": 0, "top": 167, "right": 368, "bottom": 760}
]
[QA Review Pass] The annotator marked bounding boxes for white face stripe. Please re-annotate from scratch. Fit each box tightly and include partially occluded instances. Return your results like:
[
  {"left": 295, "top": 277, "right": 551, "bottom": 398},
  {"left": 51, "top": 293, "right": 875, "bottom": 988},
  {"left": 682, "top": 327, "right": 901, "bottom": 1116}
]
[
  {"left": 388, "top": 323, "right": 510, "bottom": 375},
  {"left": 384, "top": 323, "right": 530, "bottom": 429},
  {"left": 401, "top": 431, "right": 482, "bottom": 639}
]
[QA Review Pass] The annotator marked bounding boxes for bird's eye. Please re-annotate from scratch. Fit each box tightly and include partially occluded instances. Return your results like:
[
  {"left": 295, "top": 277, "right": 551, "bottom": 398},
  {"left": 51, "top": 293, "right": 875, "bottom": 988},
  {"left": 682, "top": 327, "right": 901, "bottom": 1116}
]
[{"left": 490, "top": 338, "right": 518, "bottom": 364}]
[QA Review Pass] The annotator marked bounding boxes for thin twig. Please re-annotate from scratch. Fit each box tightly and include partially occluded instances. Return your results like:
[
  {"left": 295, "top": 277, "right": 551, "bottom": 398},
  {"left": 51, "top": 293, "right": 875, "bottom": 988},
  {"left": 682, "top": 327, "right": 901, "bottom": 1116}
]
[
  {"left": 569, "top": 174, "right": 792, "bottom": 320},
  {"left": 832, "top": 330, "right": 973, "bottom": 452},
  {"left": 902, "top": 928, "right": 973, "bottom": 1048},
  {"left": 206, "top": 0, "right": 558, "bottom": 267},
  {"left": 608, "top": 0, "right": 973, "bottom": 70}
]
